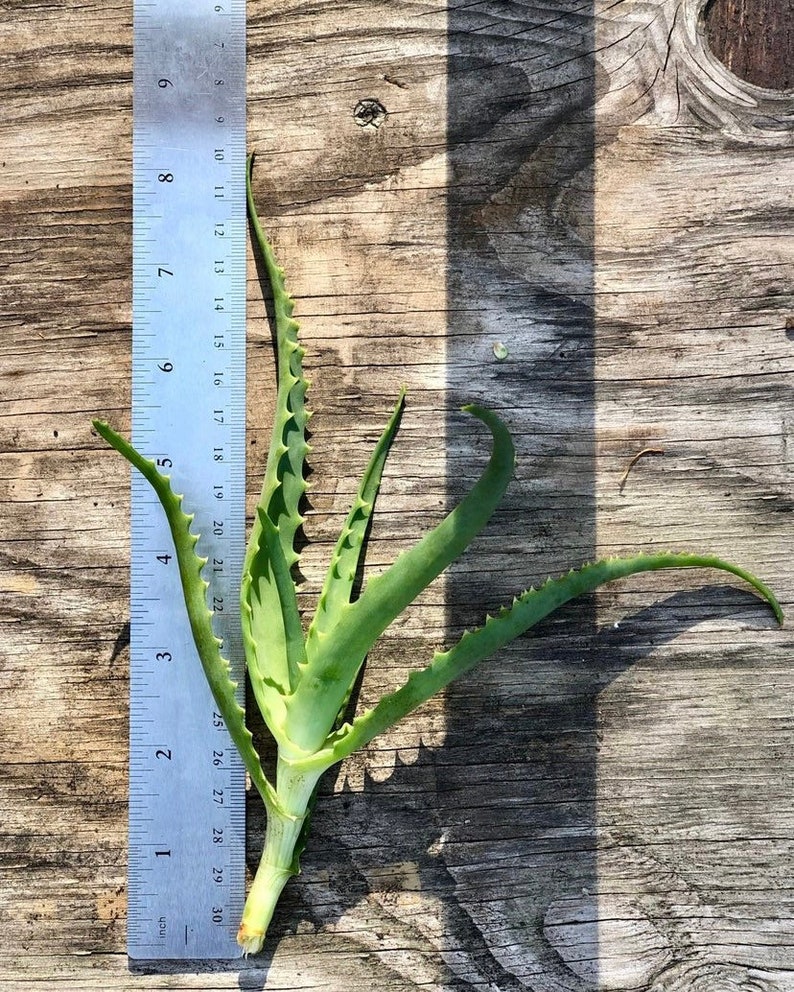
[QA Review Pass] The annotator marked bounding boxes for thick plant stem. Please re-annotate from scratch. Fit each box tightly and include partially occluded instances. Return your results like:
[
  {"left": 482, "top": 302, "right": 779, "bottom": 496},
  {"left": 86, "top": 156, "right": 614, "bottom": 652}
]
[
  {"left": 237, "top": 757, "right": 325, "bottom": 955},
  {"left": 237, "top": 819, "right": 301, "bottom": 955}
]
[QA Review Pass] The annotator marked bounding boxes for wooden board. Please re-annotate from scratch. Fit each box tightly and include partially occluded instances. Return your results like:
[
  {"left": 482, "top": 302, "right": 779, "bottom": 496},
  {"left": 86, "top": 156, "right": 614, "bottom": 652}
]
[
  {"left": 705, "top": 0, "right": 794, "bottom": 89},
  {"left": 1, "top": 0, "right": 791, "bottom": 989}
]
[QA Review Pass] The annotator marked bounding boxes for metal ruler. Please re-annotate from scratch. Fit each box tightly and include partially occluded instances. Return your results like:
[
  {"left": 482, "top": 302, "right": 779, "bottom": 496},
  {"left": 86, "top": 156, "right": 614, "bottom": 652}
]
[{"left": 129, "top": 0, "right": 246, "bottom": 960}]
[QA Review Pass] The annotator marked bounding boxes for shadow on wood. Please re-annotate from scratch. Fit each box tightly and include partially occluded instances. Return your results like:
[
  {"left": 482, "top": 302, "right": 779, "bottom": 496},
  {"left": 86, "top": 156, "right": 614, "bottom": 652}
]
[{"left": 442, "top": 1, "right": 598, "bottom": 986}]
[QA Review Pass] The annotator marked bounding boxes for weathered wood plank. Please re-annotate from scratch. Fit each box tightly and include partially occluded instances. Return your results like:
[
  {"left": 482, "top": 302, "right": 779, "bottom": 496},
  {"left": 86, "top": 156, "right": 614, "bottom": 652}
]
[
  {"left": 0, "top": 0, "right": 791, "bottom": 989},
  {"left": 591, "top": 3, "right": 793, "bottom": 989},
  {"left": 705, "top": 0, "right": 794, "bottom": 89}
]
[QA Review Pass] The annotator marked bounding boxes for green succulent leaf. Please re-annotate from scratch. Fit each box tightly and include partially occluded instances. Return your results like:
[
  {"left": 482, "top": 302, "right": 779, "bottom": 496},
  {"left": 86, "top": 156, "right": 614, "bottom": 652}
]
[
  {"left": 91, "top": 419, "right": 275, "bottom": 806},
  {"left": 301, "top": 388, "right": 406, "bottom": 725},
  {"left": 241, "top": 152, "right": 309, "bottom": 730},
  {"left": 307, "top": 388, "right": 406, "bottom": 648},
  {"left": 244, "top": 151, "right": 308, "bottom": 562},
  {"left": 297, "top": 551, "right": 784, "bottom": 771},
  {"left": 283, "top": 404, "right": 516, "bottom": 755}
]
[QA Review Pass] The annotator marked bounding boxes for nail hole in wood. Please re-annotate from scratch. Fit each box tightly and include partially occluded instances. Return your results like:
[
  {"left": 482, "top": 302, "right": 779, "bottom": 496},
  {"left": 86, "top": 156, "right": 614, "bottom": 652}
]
[{"left": 353, "top": 98, "right": 387, "bottom": 129}]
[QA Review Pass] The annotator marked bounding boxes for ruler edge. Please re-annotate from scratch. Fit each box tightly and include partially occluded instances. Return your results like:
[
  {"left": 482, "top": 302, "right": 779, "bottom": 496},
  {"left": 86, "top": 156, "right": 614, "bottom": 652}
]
[{"left": 129, "top": 0, "right": 248, "bottom": 963}]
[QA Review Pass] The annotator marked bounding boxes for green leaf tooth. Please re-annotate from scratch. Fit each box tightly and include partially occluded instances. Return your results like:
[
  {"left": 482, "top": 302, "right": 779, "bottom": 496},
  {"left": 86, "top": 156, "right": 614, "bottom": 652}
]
[
  {"left": 288, "top": 404, "right": 513, "bottom": 755},
  {"left": 92, "top": 419, "right": 273, "bottom": 803},
  {"left": 295, "top": 550, "right": 782, "bottom": 771}
]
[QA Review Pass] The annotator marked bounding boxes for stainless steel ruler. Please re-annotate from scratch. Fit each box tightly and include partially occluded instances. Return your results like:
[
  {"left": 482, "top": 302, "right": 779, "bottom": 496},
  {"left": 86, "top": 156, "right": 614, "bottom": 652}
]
[{"left": 129, "top": 0, "right": 246, "bottom": 960}]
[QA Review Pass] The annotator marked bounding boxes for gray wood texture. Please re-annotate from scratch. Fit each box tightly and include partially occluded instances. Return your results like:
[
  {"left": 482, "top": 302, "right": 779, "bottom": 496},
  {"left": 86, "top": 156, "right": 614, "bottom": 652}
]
[{"left": 1, "top": 0, "right": 791, "bottom": 989}]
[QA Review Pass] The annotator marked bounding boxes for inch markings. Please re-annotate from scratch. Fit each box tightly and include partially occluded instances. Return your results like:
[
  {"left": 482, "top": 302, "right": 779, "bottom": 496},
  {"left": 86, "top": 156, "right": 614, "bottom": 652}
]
[{"left": 130, "top": 0, "right": 246, "bottom": 961}]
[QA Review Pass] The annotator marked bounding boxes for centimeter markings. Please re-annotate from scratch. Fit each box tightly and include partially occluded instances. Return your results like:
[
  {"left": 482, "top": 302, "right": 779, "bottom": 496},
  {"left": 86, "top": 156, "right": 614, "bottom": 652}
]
[{"left": 130, "top": 0, "right": 247, "bottom": 961}]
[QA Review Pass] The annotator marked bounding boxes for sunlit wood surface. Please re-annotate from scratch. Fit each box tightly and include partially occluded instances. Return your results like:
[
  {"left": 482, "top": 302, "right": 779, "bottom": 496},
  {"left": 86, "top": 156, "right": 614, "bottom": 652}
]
[{"left": 1, "top": 1, "right": 791, "bottom": 988}]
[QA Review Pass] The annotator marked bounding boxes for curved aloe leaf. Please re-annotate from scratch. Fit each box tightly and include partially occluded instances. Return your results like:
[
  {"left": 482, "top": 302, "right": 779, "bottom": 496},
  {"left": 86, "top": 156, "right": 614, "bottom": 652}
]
[
  {"left": 306, "top": 388, "right": 406, "bottom": 648},
  {"left": 295, "top": 551, "right": 783, "bottom": 771},
  {"left": 241, "top": 152, "right": 308, "bottom": 722},
  {"left": 91, "top": 419, "right": 275, "bottom": 806},
  {"left": 244, "top": 151, "right": 308, "bottom": 564},
  {"left": 283, "top": 404, "right": 516, "bottom": 754}
]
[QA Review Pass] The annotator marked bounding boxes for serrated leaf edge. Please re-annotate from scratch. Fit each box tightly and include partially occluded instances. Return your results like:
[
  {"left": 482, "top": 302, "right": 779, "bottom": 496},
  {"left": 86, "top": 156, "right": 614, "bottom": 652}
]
[
  {"left": 288, "top": 550, "right": 783, "bottom": 772},
  {"left": 92, "top": 419, "right": 276, "bottom": 806}
]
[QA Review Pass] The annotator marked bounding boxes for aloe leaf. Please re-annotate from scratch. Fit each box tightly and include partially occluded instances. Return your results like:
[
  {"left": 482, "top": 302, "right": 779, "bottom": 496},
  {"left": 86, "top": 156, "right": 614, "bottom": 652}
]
[
  {"left": 283, "top": 388, "right": 406, "bottom": 853},
  {"left": 244, "top": 151, "right": 309, "bottom": 562},
  {"left": 305, "top": 388, "right": 406, "bottom": 651},
  {"left": 241, "top": 152, "right": 309, "bottom": 703},
  {"left": 286, "top": 385, "right": 405, "bottom": 867},
  {"left": 284, "top": 404, "right": 516, "bottom": 754},
  {"left": 241, "top": 510, "right": 307, "bottom": 748},
  {"left": 92, "top": 419, "right": 275, "bottom": 805},
  {"left": 298, "top": 551, "right": 783, "bottom": 770}
]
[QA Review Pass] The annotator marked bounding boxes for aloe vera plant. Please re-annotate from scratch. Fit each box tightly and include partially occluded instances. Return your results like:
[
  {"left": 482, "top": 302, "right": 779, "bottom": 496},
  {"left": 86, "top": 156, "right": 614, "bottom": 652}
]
[{"left": 94, "top": 154, "right": 783, "bottom": 956}]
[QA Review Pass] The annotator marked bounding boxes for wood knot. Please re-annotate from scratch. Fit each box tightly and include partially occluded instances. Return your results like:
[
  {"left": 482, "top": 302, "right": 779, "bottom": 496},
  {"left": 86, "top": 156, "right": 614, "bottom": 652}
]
[{"left": 703, "top": 0, "right": 792, "bottom": 91}]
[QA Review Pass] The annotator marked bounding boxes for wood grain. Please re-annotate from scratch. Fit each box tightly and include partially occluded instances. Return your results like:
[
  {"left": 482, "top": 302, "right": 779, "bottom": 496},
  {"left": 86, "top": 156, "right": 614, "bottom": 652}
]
[
  {"left": 705, "top": 0, "right": 794, "bottom": 90},
  {"left": 0, "top": 0, "right": 792, "bottom": 989}
]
